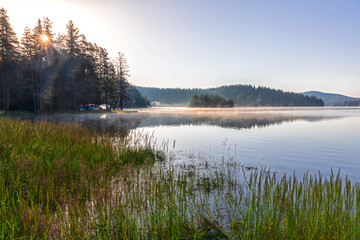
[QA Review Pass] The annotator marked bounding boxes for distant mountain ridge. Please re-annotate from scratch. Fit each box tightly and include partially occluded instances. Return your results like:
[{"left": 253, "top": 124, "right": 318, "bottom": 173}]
[
  {"left": 136, "top": 85, "right": 324, "bottom": 107},
  {"left": 302, "top": 91, "right": 360, "bottom": 106}
]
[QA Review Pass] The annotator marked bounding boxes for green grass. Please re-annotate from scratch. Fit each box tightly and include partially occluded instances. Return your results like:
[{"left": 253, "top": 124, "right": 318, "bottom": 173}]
[
  {"left": 0, "top": 118, "right": 163, "bottom": 239},
  {"left": 0, "top": 110, "right": 35, "bottom": 117},
  {"left": 1, "top": 117, "right": 360, "bottom": 239}
]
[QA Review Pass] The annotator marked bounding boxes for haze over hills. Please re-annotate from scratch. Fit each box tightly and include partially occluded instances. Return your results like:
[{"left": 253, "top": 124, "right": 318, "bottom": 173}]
[
  {"left": 137, "top": 85, "right": 324, "bottom": 107},
  {"left": 303, "top": 91, "right": 360, "bottom": 106}
]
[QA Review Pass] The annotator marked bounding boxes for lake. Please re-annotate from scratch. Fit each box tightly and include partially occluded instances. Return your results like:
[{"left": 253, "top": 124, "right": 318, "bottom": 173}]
[{"left": 32, "top": 107, "right": 360, "bottom": 181}]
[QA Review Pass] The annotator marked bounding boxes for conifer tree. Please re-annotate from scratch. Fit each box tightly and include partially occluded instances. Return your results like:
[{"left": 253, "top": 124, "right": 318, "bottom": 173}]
[
  {"left": 0, "top": 10, "right": 139, "bottom": 112},
  {"left": 64, "top": 20, "right": 81, "bottom": 109},
  {"left": 65, "top": 20, "right": 81, "bottom": 57},
  {"left": 43, "top": 17, "right": 55, "bottom": 44},
  {"left": 95, "top": 46, "right": 112, "bottom": 109},
  {"left": 75, "top": 35, "right": 100, "bottom": 106},
  {"left": 41, "top": 17, "right": 57, "bottom": 112},
  {"left": 31, "top": 19, "right": 45, "bottom": 112},
  {"left": 115, "top": 52, "right": 130, "bottom": 111},
  {"left": 20, "top": 26, "right": 36, "bottom": 110},
  {"left": 0, "top": 8, "right": 19, "bottom": 111}
]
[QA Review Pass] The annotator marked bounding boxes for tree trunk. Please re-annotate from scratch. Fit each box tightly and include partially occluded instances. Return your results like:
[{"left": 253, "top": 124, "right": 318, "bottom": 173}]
[
  {"left": 2, "top": 67, "right": 6, "bottom": 111},
  {"left": 31, "top": 65, "right": 37, "bottom": 113},
  {"left": 6, "top": 88, "right": 9, "bottom": 112},
  {"left": 38, "top": 73, "right": 43, "bottom": 113},
  {"left": 72, "top": 76, "right": 77, "bottom": 110},
  {"left": 120, "top": 96, "right": 123, "bottom": 111},
  {"left": 38, "top": 66, "right": 41, "bottom": 113},
  {"left": 3, "top": 66, "right": 9, "bottom": 112}
]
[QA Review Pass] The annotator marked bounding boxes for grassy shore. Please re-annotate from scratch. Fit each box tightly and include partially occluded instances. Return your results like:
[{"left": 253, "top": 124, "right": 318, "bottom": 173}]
[
  {"left": 0, "top": 118, "right": 163, "bottom": 239},
  {"left": 1, "top": 117, "right": 360, "bottom": 239}
]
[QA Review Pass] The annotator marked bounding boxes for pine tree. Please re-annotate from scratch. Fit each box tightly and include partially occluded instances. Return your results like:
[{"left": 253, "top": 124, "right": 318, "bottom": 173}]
[
  {"left": 31, "top": 19, "right": 45, "bottom": 112},
  {"left": 115, "top": 52, "right": 130, "bottom": 111},
  {"left": 75, "top": 35, "right": 100, "bottom": 106},
  {"left": 43, "top": 17, "right": 55, "bottom": 44},
  {"left": 20, "top": 26, "right": 36, "bottom": 110},
  {"left": 95, "top": 46, "right": 112, "bottom": 109},
  {"left": 64, "top": 20, "right": 81, "bottom": 57},
  {"left": 64, "top": 20, "right": 81, "bottom": 109},
  {"left": 41, "top": 17, "right": 57, "bottom": 112},
  {"left": 0, "top": 8, "right": 19, "bottom": 111}
]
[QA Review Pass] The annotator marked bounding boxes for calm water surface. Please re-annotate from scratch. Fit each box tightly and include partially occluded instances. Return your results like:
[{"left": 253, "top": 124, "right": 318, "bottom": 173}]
[{"left": 33, "top": 107, "right": 360, "bottom": 181}]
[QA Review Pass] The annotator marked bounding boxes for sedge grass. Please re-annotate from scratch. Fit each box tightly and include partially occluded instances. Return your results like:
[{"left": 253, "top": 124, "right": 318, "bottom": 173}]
[
  {"left": 1, "top": 117, "right": 360, "bottom": 239},
  {"left": 0, "top": 118, "right": 163, "bottom": 239}
]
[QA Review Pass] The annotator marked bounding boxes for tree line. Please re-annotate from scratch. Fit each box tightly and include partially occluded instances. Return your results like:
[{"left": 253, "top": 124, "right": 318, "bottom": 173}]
[
  {"left": 0, "top": 8, "right": 147, "bottom": 113},
  {"left": 189, "top": 94, "right": 234, "bottom": 108},
  {"left": 137, "top": 85, "right": 325, "bottom": 107},
  {"left": 343, "top": 100, "right": 360, "bottom": 106}
]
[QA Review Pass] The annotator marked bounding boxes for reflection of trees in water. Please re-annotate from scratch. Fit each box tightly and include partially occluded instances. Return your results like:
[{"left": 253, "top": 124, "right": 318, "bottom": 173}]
[
  {"left": 27, "top": 113, "right": 340, "bottom": 136},
  {"left": 136, "top": 114, "right": 339, "bottom": 130},
  {"left": 28, "top": 113, "right": 143, "bottom": 137}
]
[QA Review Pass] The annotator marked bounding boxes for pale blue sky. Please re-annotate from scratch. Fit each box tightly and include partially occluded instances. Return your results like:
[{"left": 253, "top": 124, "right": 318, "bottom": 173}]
[{"left": 3, "top": 0, "right": 360, "bottom": 97}]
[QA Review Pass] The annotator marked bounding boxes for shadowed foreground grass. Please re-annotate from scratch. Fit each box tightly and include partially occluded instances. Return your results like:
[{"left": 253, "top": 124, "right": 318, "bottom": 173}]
[{"left": 1, "top": 118, "right": 360, "bottom": 239}]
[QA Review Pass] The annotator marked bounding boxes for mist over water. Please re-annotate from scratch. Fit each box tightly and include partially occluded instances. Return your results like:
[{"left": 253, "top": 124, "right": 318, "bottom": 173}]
[{"left": 28, "top": 107, "right": 360, "bottom": 181}]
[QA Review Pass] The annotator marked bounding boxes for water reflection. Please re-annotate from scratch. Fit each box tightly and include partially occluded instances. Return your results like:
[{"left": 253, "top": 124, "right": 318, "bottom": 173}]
[
  {"left": 27, "top": 109, "right": 340, "bottom": 136},
  {"left": 17, "top": 107, "right": 360, "bottom": 181}
]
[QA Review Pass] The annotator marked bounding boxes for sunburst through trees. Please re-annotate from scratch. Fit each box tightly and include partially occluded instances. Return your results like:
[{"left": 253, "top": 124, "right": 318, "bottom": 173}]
[{"left": 0, "top": 8, "right": 148, "bottom": 113}]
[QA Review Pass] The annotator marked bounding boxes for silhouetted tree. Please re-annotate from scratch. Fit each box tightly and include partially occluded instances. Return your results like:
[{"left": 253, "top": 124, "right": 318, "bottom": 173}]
[
  {"left": 95, "top": 46, "right": 112, "bottom": 109},
  {"left": 0, "top": 8, "right": 137, "bottom": 113},
  {"left": 75, "top": 35, "right": 100, "bottom": 106},
  {"left": 20, "top": 26, "right": 36, "bottom": 111},
  {"left": 0, "top": 8, "right": 19, "bottom": 111},
  {"left": 64, "top": 20, "right": 82, "bottom": 110},
  {"left": 115, "top": 52, "right": 130, "bottom": 111}
]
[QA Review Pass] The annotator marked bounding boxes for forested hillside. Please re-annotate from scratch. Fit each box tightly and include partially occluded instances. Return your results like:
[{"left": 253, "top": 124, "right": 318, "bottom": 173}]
[
  {"left": 343, "top": 100, "right": 360, "bottom": 106},
  {"left": 137, "top": 85, "right": 324, "bottom": 107},
  {"left": 303, "top": 91, "right": 359, "bottom": 106},
  {"left": 189, "top": 94, "right": 234, "bottom": 108}
]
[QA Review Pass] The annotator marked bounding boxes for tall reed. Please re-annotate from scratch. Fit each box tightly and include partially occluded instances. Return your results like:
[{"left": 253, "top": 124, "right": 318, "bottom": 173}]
[{"left": 0, "top": 118, "right": 162, "bottom": 239}]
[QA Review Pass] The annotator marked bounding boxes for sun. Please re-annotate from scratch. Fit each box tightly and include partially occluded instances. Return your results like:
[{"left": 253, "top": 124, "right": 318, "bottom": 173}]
[{"left": 41, "top": 34, "right": 49, "bottom": 43}]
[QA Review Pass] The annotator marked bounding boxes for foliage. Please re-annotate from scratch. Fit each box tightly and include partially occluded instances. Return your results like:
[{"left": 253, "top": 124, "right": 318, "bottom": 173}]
[
  {"left": 0, "top": 8, "right": 20, "bottom": 112},
  {"left": 137, "top": 85, "right": 325, "bottom": 107},
  {"left": 189, "top": 94, "right": 234, "bottom": 108},
  {"left": 115, "top": 52, "right": 131, "bottom": 111},
  {"left": 123, "top": 85, "right": 150, "bottom": 108},
  {"left": 0, "top": 10, "right": 134, "bottom": 113},
  {"left": 343, "top": 100, "right": 360, "bottom": 106},
  {"left": 303, "top": 91, "right": 359, "bottom": 106}
]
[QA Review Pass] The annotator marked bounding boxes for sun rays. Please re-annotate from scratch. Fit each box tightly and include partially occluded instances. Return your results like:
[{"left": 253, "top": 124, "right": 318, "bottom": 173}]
[{"left": 40, "top": 34, "right": 49, "bottom": 43}]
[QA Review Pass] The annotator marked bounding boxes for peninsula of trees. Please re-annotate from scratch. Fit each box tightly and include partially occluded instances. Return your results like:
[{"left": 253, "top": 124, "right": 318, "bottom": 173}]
[
  {"left": 0, "top": 8, "right": 148, "bottom": 112},
  {"left": 137, "top": 85, "right": 325, "bottom": 107},
  {"left": 189, "top": 94, "right": 234, "bottom": 108},
  {"left": 343, "top": 100, "right": 360, "bottom": 106}
]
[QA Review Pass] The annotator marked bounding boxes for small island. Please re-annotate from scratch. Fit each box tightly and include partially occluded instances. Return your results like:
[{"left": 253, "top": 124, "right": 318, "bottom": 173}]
[{"left": 189, "top": 94, "right": 234, "bottom": 108}]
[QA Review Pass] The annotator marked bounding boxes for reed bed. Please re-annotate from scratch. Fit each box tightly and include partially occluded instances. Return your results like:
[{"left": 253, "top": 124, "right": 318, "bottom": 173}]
[
  {"left": 1, "top": 117, "right": 360, "bottom": 239},
  {"left": 0, "top": 118, "right": 163, "bottom": 239}
]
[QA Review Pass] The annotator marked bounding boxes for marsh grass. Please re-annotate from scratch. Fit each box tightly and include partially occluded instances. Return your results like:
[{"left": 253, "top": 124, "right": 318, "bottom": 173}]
[
  {"left": 0, "top": 110, "right": 34, "bottom": 117},
  {"left": 0, "top": 118, "right": 163, "bottom": 239},
  {"left": 1, "top": 118, "right": 360, "bottom": 239}
]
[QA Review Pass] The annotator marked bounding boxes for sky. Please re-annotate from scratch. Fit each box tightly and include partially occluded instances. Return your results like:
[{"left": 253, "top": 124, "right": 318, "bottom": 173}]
[{"left": 2, "top": 0, "right": 360, "bottom": 97}]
